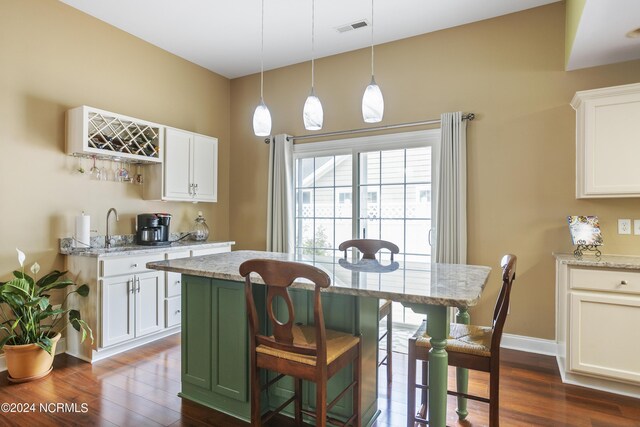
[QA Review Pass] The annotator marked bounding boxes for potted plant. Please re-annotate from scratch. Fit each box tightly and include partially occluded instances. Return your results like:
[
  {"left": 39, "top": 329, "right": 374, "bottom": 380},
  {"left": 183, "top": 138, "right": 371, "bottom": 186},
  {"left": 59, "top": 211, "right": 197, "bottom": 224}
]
[{"left": 0, "top": 248, "right": 93, "bottom": 382}]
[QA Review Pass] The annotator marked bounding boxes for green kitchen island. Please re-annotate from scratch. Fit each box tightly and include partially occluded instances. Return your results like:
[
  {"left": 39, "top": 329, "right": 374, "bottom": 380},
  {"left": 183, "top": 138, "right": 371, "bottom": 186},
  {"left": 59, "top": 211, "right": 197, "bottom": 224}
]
[{"left": 147, "top": 250, "right": 491, "bottom": 427}]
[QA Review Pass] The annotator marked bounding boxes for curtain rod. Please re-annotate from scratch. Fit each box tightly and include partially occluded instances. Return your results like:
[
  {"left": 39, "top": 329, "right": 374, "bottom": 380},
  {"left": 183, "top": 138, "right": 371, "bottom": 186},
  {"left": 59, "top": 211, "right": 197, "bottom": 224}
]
[{"left": 263, "top": 113, "right": 475, "bottom": 144}]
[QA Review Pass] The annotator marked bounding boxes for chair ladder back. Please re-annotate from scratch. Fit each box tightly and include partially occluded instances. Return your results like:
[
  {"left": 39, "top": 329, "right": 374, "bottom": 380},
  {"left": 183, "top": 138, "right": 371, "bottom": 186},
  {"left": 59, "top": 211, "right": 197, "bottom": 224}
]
[
  {"left": 339, "top": 239, "right": 400, "bottom": 261},
  {"left": 490, "top": 254, "right": 517, "bottom": 350}
]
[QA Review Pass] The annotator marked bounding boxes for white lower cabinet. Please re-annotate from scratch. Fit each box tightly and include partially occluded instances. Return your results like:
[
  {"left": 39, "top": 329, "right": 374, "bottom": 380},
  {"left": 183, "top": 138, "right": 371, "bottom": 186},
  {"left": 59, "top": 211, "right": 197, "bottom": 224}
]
[
  {"left": 101, "top": 275, "right": 135, "bottom": 347},
  {"left": 569, "top": 291, "right": 640, "bottom": 384},
  {"left": 65, "top": 242, "right": 233, "bottom": 362},
  {"left": 556, "top": 255, "right": 640, "bottom": 397}
]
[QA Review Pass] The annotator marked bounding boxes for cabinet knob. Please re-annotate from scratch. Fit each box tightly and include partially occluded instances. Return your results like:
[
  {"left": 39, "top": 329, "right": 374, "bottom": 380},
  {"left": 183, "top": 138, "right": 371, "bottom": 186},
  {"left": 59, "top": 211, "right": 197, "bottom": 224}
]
[
  {"left": 176, "top": 280, "right": 181, "bottom": 284},
  {"left": 132, "top": 263, "right": 138, "bottom": 268},
  {"left": 175, "top": 309, "right": 181, "bottom": 314},
  {"left": 620, "top": 280, "right": 628, "bottom": 285}
]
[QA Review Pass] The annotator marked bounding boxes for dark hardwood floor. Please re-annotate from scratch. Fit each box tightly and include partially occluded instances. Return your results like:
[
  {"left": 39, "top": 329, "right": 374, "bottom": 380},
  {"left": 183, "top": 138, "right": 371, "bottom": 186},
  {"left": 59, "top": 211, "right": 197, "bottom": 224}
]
[{"left": 0, "top": 334, "right": 638, "bottom": 426}]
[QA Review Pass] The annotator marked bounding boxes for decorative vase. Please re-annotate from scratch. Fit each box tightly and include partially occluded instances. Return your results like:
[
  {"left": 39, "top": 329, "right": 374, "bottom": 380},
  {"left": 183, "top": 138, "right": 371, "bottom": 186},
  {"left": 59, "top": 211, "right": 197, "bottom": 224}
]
[{"left": 3, "top": 333, "right": 61, "bottom": 383}]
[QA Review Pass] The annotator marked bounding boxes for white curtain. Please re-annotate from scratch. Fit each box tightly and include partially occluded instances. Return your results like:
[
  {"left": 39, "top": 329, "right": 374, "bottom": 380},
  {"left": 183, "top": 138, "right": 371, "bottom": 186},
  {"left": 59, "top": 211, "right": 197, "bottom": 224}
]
[
  {"left": 435, "top": 112, "right": 467, "bottom": 264},
  {"left": 266, "top": 134, "right": 294, "bottom": 252}
]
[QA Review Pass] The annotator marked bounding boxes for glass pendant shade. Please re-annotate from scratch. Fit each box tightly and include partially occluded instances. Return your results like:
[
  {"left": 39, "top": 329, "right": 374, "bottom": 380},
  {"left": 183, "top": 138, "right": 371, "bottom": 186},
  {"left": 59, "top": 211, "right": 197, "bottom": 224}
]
[
  {"left": 253, "top": 99, "right": 272, "bottom": 136},
  {"left": 303, "top": 89, "right": 323, "bottom": 130},
  {"left": 362, "top": 76, "right": 384, "bottom": 123}
]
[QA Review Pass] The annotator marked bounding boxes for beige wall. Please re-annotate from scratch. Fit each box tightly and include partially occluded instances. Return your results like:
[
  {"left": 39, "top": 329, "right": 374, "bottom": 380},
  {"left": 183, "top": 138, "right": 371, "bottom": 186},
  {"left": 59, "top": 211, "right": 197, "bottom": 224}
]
[
  {"left": 229, "top": 3, "right": 640, "bottom": 340},
  {"left": 0, "top": 0, "right": 230, "bottom": 279}
]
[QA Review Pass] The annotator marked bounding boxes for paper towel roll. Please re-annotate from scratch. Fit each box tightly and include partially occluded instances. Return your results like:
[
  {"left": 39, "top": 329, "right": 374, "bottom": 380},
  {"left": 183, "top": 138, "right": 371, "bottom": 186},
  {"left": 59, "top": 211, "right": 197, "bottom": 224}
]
[{"left": 75, "top": 213, "right": 90, "bottom": 248}]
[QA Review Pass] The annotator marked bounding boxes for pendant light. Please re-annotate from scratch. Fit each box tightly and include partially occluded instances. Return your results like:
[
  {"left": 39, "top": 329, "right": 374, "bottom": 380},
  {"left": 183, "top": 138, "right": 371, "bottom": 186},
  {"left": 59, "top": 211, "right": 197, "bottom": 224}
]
[
  {"left": 253, "top": 0, "right": 272, "bottom": 137},
  {"left": 303, "top": 0, "right": 323, "bottom": 130},
  {"left": 362, "top": 0, "right": 384, "bottom": 123}
]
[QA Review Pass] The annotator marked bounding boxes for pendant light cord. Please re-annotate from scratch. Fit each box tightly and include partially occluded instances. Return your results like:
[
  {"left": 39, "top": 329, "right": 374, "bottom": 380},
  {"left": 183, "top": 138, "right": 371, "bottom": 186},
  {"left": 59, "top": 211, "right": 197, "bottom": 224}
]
[
  {"left": 370, "top": 0, "right": 375, "bottom": 77},
  {"left": 260, "top": 0, "right": 265, "bottom": 99},
  {"left": 311, "top": 0, "right": 315, "bottom": 90}
]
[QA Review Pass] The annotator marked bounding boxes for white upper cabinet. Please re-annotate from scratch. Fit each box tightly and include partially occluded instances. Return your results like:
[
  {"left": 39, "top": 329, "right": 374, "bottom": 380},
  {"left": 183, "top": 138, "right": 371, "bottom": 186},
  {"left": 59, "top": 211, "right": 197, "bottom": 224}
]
[
  {"left": 572, "top": 83, "right": 640, "bottom": 198},
  {"left": 164, "top": 128, "right": 193, "bottom": 199},
  {"left": 144, "top": 127, "right": 218, "bottom": 202}
]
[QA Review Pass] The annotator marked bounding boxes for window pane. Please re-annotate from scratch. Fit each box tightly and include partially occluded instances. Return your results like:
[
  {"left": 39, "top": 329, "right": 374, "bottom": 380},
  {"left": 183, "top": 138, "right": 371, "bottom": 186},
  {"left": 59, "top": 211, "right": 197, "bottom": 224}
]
[
  {"left": 359, "top": 184, "right": 379, "bottom": 219},
  {"left": 296, "top": 189, "right": 314, "bottom": 218},
  {"left": 406, "top": 146, "right": 431, "bottom": 184},
  {"left": 360, "top": 218, "right": 380, "bottom": 240},
  {"left": 315, "top": 188, "right": 334, "bottom": 218},
  {"left": 360, "top": 151, "right": 380, "bottom": 185},
  {"left": 379, "top": 219, "right": 404, "bottom": 251},
  {"left": 334, "top": 155, "right": 352, "bottom": 186},
  {"left": 380, "top": 185, "right": 405, "bottom": 219},
  {"left": 335, "top": 188, "right": 352, "bottom": 218},
  {"left": 335, "top": 219, "right": 352, "bottom": 249},
  {"left": 298, "top": 158, "right": 315, "bottom": 188},
  {"left": 381, "top": 149, "right": 405, "bottom": 184},
  {"left": 296, "top": 218, "right": 315, "bottom": 252},
  {"left": 406, "top": 184, "right": 431, "bottom": 219},
  {"left": 314, "top": 157, "right": 334, "bottom": 187},
  {"left": 405, "top": 220, "right": 431, "bottom": 255},
  {"left": 315, "top": 219, "right": 335, "bottom": 253}
]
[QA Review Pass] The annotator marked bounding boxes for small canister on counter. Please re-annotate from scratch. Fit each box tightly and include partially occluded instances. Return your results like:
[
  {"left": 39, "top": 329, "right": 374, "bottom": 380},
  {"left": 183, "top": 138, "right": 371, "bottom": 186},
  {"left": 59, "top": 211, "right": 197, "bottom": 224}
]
[{"left": 191, "top": 211, "right": 210, "bottom": 241}]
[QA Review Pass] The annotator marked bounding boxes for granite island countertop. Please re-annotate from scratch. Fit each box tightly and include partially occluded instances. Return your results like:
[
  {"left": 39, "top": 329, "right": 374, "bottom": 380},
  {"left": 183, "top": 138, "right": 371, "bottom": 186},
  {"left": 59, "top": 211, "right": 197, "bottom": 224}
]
[
  {"left": 147, "top": 250, "right": 492, "bottom": 308},
  {"left": 61, "top": 240, "right": 235, "bottom": 258},
  {"left": 554, "top": 253, "right": 640, "bottom": 270}
]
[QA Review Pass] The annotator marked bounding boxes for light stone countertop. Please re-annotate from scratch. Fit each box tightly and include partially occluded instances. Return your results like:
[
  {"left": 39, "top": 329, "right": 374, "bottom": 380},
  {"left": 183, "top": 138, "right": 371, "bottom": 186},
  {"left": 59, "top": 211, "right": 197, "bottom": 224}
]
[
  {"left": 554, "top": 253, "right": 640, "bottom": 270},
  {"left": 147, "top": 250, "right": 492, "bottom": 308},
  {"left": 61, "top": 240, "right": 235, "bottom": 258}
]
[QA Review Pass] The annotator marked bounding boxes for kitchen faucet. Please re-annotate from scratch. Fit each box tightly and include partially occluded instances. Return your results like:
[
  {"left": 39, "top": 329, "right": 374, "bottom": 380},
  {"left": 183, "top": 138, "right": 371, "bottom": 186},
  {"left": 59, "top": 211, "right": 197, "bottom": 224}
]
[{"left": 105, "top": 208, "right": 119, "bottom": 248}]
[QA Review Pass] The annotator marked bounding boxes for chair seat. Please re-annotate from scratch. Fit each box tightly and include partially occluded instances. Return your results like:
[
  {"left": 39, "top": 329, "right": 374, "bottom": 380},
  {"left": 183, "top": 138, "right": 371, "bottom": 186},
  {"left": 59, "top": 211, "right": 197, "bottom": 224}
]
[
  {"left": 414, "top": 321, "right": 493, "bottom": 357},
  {"left": 257, "top": 325, "right": 360, "bottom": 366}
]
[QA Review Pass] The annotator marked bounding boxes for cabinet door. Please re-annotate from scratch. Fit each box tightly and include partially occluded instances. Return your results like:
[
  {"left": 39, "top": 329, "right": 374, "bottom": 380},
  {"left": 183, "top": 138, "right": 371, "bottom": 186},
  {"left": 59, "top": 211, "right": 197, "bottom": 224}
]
[
  {"left": 191, "top": 134, "right": 218, "bottom": 202},
  {"left": 164, "top": 127, "right": 193, "bottom": 200},
  {"left": 101, "top": 276, "right": 135, "bottom": 347},
  {"left": 574, "top": 84, "right": 640, "bottom": 198},
  {"left": 135, "top": 271, "right": 165, "bottom": 338},
  {"left": 569, "top": 291, "right": 640, "bottom": 384}
]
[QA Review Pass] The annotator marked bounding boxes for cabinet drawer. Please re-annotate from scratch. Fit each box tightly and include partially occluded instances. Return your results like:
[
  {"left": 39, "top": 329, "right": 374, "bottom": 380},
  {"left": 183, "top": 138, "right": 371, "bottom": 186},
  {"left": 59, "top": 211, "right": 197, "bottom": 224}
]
[
  {"left": 101, "top": 254, "right": 164, "bottom": 278},
  {"left": 191, "top": 246, "right": 230, "bottom": 257},
  {"left": 165, "top": 297, "right": 182, "bottom": 328},
  {"left": 165, "top": 251, "right": 189, "bottom": 297},
  {"left": 569, "top": 267, "right": 640, "bottom": 295}
]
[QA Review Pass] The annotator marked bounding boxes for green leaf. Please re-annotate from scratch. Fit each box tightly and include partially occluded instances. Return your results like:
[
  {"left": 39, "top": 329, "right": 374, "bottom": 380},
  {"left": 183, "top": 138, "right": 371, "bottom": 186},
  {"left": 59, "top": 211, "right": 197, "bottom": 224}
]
[
  {"left": 36, "top": 336, "right": 53, "bottom": 355},
  {"left": 36, "top": 270, "right": 67, "bottom": 288},
  {"left": 12, "top": 270, "right": 34, "bottom": 287},
  {"left": 3, "top": 278, "right": 32, "bottom": 297},
  {"left": 69, "top": 310, "right": 81, "bottom": 331},
  {"left": 38, "top": 279, "right": 75, "bottom": 294},
  {"left": 75, "top": 319, "right": 94, "bottom": 344},
  {"left": 0, "top": 334, "right": 16, "bottom": 349},
  {"left": 76, "top": 284, "right": 90, "bottom": 297}
]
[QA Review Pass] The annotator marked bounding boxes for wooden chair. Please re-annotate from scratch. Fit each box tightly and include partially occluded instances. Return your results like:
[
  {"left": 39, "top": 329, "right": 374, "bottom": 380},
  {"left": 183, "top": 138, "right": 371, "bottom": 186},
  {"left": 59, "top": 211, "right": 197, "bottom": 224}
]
[
  {"left": 240, "top": 258, "right": 362, "bottom": 427},
  {"left": 406, "top": 254, "right": 517, "bottom": 427},
  {"left": 338, "top": 239, "right": 399, "bottom": 384}
]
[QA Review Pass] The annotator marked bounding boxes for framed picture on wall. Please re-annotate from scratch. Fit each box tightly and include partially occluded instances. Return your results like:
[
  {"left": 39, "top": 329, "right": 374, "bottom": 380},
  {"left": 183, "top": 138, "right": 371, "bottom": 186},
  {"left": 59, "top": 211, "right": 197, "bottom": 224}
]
[{"left": 567, "top": 215, "right": 603, "bottom": 246}]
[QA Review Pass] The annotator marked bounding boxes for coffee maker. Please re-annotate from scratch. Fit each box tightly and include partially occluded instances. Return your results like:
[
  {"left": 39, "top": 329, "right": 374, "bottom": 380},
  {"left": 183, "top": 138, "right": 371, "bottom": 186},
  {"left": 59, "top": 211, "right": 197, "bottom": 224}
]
[{"left": 136, "top": 213, "right": 172, "bottom": 246}]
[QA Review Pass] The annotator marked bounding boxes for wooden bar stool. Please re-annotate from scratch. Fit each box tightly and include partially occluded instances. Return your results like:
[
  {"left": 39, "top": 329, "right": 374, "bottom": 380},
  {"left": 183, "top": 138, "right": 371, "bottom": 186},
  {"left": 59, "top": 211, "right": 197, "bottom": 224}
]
[
  {"left": 240, "top": 258, "right": 362, "bottom": 427},
  {"left": 406, "top": 254, "right": 517, "bottom": 427},
  {"left": 338, "top": 239, "right": 399, "bottom": 384}
]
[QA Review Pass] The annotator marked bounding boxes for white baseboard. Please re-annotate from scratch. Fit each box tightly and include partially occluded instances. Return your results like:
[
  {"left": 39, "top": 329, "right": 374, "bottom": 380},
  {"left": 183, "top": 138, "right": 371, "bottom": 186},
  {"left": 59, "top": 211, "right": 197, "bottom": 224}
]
[
  {"left": 500, "top": 333, "right": 557, "bottom": 356},
  {"left": 0, "top": 338, "right": 66, "bottom": 373}
]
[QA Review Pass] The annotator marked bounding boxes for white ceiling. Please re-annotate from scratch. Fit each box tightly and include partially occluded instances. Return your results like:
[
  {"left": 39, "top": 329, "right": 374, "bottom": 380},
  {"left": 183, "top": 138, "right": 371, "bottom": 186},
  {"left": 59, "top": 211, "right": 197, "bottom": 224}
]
[
  {"left": 59, "top": 0, "right": 560, "bottom": 79},
  {"left": 567, "top": 0, "right": 640, "bottom": 71}
]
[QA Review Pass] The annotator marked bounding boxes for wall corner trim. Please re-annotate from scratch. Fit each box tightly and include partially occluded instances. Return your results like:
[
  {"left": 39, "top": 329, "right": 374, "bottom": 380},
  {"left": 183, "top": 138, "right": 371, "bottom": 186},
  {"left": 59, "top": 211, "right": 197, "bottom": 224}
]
[{"left": 500, "top": 333, "right": 557, "bottom": 356}]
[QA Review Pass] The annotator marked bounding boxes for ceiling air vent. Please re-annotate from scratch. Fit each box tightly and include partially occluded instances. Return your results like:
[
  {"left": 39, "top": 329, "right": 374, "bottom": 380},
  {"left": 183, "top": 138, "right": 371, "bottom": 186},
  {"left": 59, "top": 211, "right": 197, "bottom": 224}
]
[{"left": 336, "top": 19, "right": 369, "bottom": 33}]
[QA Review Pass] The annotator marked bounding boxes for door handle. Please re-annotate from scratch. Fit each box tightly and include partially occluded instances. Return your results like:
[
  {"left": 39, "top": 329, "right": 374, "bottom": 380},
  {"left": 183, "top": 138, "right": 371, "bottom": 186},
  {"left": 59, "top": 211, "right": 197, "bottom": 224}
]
[
  {"left": 130, "top": 279, "right": 135, "bottom": 294},
  {"left": 136, "top": 277, "right": 141, "bottom": 293}
]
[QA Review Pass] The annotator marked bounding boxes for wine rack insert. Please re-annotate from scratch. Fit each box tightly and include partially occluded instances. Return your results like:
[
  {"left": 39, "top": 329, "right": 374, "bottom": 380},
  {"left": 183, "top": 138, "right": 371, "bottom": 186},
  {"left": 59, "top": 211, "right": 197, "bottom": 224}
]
[{"left": 67, "top": 106, "right": 163, "bottom": 164}]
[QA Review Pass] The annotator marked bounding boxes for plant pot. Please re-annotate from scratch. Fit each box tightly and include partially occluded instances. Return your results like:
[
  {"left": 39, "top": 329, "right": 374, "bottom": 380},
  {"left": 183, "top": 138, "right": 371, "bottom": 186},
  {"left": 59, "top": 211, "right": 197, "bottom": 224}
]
[{"left": 3, "top": 333, "right": 61, "bottom": 383}]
